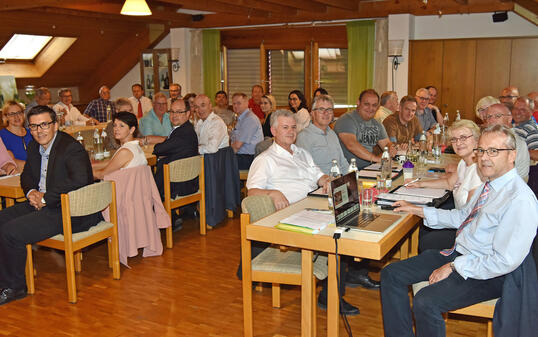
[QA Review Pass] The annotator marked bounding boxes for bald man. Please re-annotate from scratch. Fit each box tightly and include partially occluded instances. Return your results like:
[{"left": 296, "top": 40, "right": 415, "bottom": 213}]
[{"left": 193, "top": 94, "right": 229, "bottom": 154}]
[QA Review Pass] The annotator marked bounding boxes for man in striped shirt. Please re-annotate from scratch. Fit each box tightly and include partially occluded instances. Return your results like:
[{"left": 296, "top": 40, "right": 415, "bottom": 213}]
[{"left": 513, "top": 96, "right": 538, "bottom": 161}]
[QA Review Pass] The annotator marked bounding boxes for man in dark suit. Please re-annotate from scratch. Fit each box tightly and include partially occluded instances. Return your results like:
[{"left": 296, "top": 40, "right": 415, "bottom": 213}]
[
  {"left": 0, "top": 105, "right": 102, "bottom": 306},
  {"left": 153, "top": 98, "right": 199, "bottom": 201}
]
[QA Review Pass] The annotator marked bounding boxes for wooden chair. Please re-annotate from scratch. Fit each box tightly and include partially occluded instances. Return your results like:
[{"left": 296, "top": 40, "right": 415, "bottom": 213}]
[
  {"left": 412, "top": 281, "right": 498, "bottom": 337},
  {"left": 25, "top": 181, "right": 121, "bottom": 303},
  {"left": 241, "top": 195, "right": 328, "bottom": 308},
  {"left": 163, "top": 155, "right": 206, "bottom": 248}
]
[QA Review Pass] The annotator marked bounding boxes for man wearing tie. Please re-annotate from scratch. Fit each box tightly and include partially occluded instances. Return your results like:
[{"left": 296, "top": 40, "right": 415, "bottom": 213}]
[
  {"left": 128, "top": 83, "right": 152, "bottom": 119},
  {"left": 381, "top": 125, "right": 537, "bottom": 337}
]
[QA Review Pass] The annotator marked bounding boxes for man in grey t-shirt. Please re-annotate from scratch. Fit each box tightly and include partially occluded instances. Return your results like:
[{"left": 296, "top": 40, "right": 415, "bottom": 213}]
[{"left": 334, "top": 89, "right": 395, "bottom": 169}]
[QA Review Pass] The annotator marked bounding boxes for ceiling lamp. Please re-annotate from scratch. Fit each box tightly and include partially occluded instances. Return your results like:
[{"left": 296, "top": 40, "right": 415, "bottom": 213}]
[{"left": 121, "top": 0, "right": 152, "bottom": 16}]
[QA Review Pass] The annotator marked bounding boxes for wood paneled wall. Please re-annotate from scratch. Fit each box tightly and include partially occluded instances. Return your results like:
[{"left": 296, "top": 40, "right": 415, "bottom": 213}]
[{"left": 409, "top": 37, "right": 538, "bottom": 122}]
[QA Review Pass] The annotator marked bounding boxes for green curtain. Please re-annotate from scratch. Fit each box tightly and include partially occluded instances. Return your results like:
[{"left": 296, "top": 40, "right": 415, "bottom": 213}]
[
  {"left": 346, "top": 21, "right": 375, "bottom": 106},
  {"left": 202, "top": 29, "right": 221, "bottom": 102}
]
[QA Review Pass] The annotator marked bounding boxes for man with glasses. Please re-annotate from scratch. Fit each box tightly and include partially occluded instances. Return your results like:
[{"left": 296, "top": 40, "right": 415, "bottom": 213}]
[
  {"left": 0, "top": 105, "right": 102, "bottom": 306},
  {"left": 512, "top": 97, "right": 538, "bottom": 161},
  {"left": 415, "top": 88, "right": 437, "bottom": 133},
  {"left": 485, "top": 103, "right": 529, "bottom": 180},
  {"left": 139, "top": 92, "right": 173, "bottom": 140},
  {"left": 193, "top": 95, "right": 229, "bottom": 155},
  {"left": 383, "top": 96, "right": 423, "bottom": 145},
  {"left": 381, "top": 124, "right": 537, "bottom": 337},
  {"left": 84, "top": 85, "right": 115, "bottom": 123},
  {"left": 53, "top": 88, "right": 97, "bottom": 126},
  {"left": 153, "top": 98, "right": 198, "bottom": 203},
  {"left": 499, "top": 86, "right": 519, "bottom": 110}
]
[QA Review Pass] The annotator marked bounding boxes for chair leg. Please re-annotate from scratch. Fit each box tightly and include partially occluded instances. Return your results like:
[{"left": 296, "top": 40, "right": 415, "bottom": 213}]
[
  {"left": 271, "top": 283, "right": 281, "bottom": 308},
  {"left": 25, "top": 244, "right": 35, "bottom": 294},
  {"left": 107, "top": 237, "right": 112, "bottom": 268},
  {"left": 64, "top": 249, "right": 77, "bottom": 303},
  {"left": 199, "top": 200, "right": 207, "bottom": 236},
  {"left": 74, "top": 251, "right": 82, "bottom": 273},
  {"left": 226, "top": 209, "right": 234, "bottom": 218},
  {"left": 486, "top": 320, "right": 493, "bottom": 337},
  {"left": 166, "top": 226, "right": 173, "bottom": 249},
  {"left": 109, "top": 232, "right": 121, "bottom": 280},
  {"left": 312, "top": 277, "right": 317, "bottom": 337}
]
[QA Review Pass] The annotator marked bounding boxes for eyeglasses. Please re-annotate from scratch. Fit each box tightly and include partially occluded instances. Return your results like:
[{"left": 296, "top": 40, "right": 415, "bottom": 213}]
[
  {"left": 499, "top": 95, "right": 517, "bottom": 99},
  {"left": 473, "top": 147, "right": 514, "bottom": 157},
  {"left": 28, "top": 121, "right": 55, "bottom": 131},
  {"left": 449, "top": 134, "right": 474, "bottom": 144},
  {"left": 155, "top": 102, "right": 168, "bottom": 106},
  {"left": 6, "top": 111, "right": 23, "bottom": 117},
  {"left": 313, "top": 107, "right": 334, "bottom": 114},
  {"left": 417, "top": 96, "right": 429, "bottom": 101},
  {"left": 169, "top": 110, "right": 187, "bottom": 115},
  {"left": 485, "top": 113, "right": 510, "bottom": 120}
]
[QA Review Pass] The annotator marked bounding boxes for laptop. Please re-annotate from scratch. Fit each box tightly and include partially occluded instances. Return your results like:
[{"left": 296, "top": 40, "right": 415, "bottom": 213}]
[{"left": 330, "top": 172, "right": 402, "bottom": 233}]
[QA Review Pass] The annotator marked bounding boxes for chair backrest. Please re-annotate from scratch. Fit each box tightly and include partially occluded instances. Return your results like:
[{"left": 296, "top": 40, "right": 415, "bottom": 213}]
[
  {"left": 67, "top": 181, "right": 113, "bottom": 217},
  {"left": 167, "top": 155, "right": 201, "bottom": 183},
  {"left": 241, "top": 195, "right": 276, "bottom": 223}
]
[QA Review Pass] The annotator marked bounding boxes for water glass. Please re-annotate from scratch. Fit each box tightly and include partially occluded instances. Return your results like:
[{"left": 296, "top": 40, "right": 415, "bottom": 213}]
[{"left": 361, "top": 188, "right": 374, "bottom": 209}]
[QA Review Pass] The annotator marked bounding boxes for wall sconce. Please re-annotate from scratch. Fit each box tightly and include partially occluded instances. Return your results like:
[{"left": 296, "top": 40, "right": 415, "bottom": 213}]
[
  {"left": 388, "top": 40, "right": 404, "bottom": 71},
  {"left": 170, "top": 48, "right": 180, "bottom": 72}
]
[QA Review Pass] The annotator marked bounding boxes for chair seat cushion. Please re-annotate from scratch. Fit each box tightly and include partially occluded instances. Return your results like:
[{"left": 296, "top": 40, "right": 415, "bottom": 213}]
[
  {"left": 412, "top": 281, "right": 498, "bottom": 307},
  {"left": 49, "top": 221, "right": 114, "bottom": 242},
  {"left": 252, "top": 247, "right": 328, "bottom": 280}
]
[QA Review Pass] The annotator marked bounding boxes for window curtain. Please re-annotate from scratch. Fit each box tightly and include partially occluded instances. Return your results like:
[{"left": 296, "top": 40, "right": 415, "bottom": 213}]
[
  {"left": 346, "top": 21, "right": 375, "bottom": 105},
  {"left": 202, "top": 29, "right": 221, "bottom": 102}
]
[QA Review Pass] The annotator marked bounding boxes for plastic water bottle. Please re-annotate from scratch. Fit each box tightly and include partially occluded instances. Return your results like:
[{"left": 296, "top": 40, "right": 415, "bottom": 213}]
[
  {"left": 330, "top": 159, "right": 341, "bottom": 178},
  {"left": 380, "top": 147, "right": 392, "bottom": 188},
  {"left": 432, "top": 124, "right": 441, "bottom": 162},
  {"left": 93, "top": 129, "right": 104, "bottom": 160},
  {"left": 347, "top": 158, "right": 358, "bottom": 180}
]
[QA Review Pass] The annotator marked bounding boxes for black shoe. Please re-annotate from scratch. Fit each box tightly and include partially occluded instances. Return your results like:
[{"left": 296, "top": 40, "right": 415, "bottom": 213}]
[
  {"left": 346, "top": 273, "right": 380, "bottom": 289},
  {"left": 317, "top": 295, "right": 360, "bottom": 316},
  {"left": 172, "top": 218, "right": 183, "bottom": 232},
  {"left": 0, "top": 288, "right": 27, "bottom": 306}
]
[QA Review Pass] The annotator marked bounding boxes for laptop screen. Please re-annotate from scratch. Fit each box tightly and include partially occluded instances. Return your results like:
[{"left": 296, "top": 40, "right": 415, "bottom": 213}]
[{"left": 330, "top": 172, "right": 360, "bottom": 224}]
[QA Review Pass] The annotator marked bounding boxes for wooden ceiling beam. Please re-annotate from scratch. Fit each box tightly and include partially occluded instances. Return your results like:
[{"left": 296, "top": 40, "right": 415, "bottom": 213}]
[
  {"left": 54, "top": 3, "right": 192, "bottom": 26},
  {"left": 0, "top": 0, "right": 97, "bottom": 11},
  {"left": 216, "top": 0, "right": 298, "bottom": 15},
  {"left": 515, "top": 0, "right": 538, "bottom": 15},
  {"left": 158, "top": 0, "right": 271, "bottom": 17},
  {"left": 264, "top": 0, "right": 327, "bottom": 13},
  {"left": 311, "top": 0, "right": 359, "bottom": 11}
]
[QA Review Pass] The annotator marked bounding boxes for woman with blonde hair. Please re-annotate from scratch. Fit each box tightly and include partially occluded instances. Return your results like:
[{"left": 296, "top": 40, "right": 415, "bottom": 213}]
[
  {"left": 0, "top": 101, "right": 32, "bottom": 170},
  {"left": 260, "top": 94, "right": 277, "bottom": 137}
]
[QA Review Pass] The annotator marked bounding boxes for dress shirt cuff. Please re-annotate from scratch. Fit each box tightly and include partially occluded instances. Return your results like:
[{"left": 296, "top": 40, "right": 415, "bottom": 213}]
[
  {"left": 26, "top": 189, "right": 36, "bottom": 199},
  {"left": 422, "top": 206, "right": 438, "bottom": 228},
  {"left": 452, "top": 256, "right": 468, "bottom": 280}
]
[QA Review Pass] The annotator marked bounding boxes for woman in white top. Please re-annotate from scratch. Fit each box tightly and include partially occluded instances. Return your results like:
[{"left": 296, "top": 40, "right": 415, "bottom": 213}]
[
  {"left": 407, "top": 119, "right": 482, "bottom": 209},
  {"left": 93, "top": 111, "right": 147, "bottom": 180},
  {"left": 288, "top": 90, "right": 310, "bottom": 132}
]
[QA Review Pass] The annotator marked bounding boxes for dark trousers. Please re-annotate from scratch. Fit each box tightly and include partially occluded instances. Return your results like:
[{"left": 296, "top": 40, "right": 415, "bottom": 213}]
[
  {"left": 380, "top": 250, "right": 504, "bottom": 337},
  {"left": 236, "top": 154, "right": 254, "bottom": 170}
]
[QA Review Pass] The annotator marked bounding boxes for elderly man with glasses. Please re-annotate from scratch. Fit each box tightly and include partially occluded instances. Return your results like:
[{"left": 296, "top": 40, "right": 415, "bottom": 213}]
[
  {"left": 484, "top": 103, "right": 530, "bottom": 181},
  {"left": 415, "top": 88, "right": 437, "bottom": 133},
  {"left": 0, "top": 105, "right": 103, "bottom": 306},
  {"left": 381, "top": 124, "right": 537, "bottom": 337}
]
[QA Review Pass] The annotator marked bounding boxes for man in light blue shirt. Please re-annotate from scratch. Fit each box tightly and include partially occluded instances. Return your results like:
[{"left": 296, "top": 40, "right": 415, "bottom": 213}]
[
  {"left": 415, "top": 88, "right": 437, "bottom": 133},
  {"left": 230, "top": 92, "right": 263, "bottom": 170},
  {"left": 139, "top": 92, "right": 172, "bottom": 137},
  {"left": 380, "top": 124, "right": 538, "bottom": 337}
]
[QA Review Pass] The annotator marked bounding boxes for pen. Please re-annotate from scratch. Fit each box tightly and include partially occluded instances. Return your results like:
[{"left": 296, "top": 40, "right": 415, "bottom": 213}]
[
  {"left": 305, "top": 208, "right": 332, "bottom": 213},
  {"left": 403, "top": 177, "right": 420, "bottom": 187}
]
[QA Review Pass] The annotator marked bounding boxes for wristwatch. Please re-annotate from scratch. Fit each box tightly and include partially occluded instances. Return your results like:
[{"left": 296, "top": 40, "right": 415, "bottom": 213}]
[{"left": 449, "top": 262, "right": 456, "bottom": 272}]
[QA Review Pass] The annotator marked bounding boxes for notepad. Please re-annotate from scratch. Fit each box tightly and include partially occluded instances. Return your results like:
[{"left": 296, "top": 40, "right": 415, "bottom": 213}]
[
  {"left": 393, "top": 186, "right": 448, "bottom": 199},
  {"left": 376, "top": 192, "right": 433, "bottom": 205},
  {"left": 276, "top": 209, "right": 334, "bottom": 234}
]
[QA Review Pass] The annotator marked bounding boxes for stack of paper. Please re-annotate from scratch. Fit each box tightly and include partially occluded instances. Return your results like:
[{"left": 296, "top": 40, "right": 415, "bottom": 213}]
[{"left": 276, "top": 209, "right": 334, "bottom": 234}]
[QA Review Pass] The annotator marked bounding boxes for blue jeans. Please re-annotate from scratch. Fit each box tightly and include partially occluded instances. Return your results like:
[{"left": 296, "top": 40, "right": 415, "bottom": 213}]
[{"left": 380, "top": 249, "right": 504, "bottom": 337}]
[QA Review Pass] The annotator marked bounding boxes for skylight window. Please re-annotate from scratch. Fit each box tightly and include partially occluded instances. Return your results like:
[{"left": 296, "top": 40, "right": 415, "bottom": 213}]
[{"left": 0, "top": 34, "right": 53, "bottom": 60}]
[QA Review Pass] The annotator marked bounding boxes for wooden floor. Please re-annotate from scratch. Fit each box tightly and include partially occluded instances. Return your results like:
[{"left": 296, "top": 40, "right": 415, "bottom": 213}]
[{"left": 0, "top": 216, "right": 490, "bottom": 336}]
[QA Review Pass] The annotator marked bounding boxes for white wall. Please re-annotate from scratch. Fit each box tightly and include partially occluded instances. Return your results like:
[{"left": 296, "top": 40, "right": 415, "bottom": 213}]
[{"left": 387, "top": 12, "right": 538, "bottom": 98}]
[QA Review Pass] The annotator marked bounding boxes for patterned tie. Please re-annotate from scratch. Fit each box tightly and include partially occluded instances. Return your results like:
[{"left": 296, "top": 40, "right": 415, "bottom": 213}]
[
  {"left": 138, "top": 100, "right": 143, "bottom": 118},
  {"left": 440, "top": 182, "right": 490, "bottom": 256}
]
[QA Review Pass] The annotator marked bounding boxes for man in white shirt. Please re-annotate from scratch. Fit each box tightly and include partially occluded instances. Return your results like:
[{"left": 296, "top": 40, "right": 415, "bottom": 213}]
[
  {"left": 193, "top": 95, "right": 229, "bottom": 154},
  {"left": 128, "top": 83, "right": 153, "bottom": 119},
  {"left": 53, "top": 88, "right": 98, "bottom": 126}
]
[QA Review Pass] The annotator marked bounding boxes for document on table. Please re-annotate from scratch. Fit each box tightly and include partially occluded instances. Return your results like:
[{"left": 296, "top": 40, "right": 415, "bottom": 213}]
[
  {"left": 376, "top": 192, "right": 433, "bottom": 205},
  {"left": 0, "top": 173, "right": 21, "bottom": 180},
  {"left": 393, "top": 186, "right": 447, "bottom": 199},
  {"left": 363, "top": 163, "right": 402, "bottom": 172},
  {"left": 276, "top": 209, "right": 334, "bottom": 234}
]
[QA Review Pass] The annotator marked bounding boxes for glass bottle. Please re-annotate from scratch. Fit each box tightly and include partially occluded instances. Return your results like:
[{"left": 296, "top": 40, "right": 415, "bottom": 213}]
[
  {"left": 93, "top": 129, "right": 103, "bottom": 160},
  {"left": 76, "top": 132, "right": 84, "bottom": 146},
  {"left": 432, "top": 124, "right": 441, "bottom": 161},
  {"left": 380, "top": 147, "right": 392, "bottom": 189},
  {"left": 455, "top": 110, "right": 461, "bottom": 121},
  {"left": 347, "top": 158, "right": 358, "bottom": 180},
  {"left": 328, "top": 159, "right": 341, "bottom": 210}
]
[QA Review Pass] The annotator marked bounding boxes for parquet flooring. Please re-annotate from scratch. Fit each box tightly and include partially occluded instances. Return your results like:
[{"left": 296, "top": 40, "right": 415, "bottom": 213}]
[{"left": 0, "top": 217, "right": 489, "bottom": 336}]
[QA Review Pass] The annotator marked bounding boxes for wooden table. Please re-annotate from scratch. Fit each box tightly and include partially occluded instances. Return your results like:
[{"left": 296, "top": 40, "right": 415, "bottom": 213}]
[
  {"left": 63, "top": 123, "right": 109, "bottom": 136},
  {"left": 0, "top": 175, "right": 25, "bottom": 208},
  {"left": 242, "top": 154, "right": 460, "bottom": 337}
]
